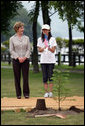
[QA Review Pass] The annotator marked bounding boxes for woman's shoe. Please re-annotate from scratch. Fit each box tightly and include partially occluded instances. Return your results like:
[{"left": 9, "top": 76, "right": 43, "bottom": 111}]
[
  {"left": 17, "top": 96, "right": 21, "bottom": 99},
  {"left": 25, "top": 96, "right": 29, "bottom": 99}
]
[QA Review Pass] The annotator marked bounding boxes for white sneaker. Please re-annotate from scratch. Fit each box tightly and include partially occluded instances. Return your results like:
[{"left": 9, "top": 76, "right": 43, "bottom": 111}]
[
  {"left": 49, "top": 92, "right": 53, "bottom": 97},
  {"left": 44, "top": 92, "right": 49, "bottom": 98}
]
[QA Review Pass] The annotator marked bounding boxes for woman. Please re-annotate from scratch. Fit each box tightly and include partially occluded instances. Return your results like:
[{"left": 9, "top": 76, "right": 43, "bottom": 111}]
[
  {"left": 37, "top": 24, "right": 57, "bottom": 97},
  {"left": 9, "top": 21, "right": 31, "bottom": 99}
]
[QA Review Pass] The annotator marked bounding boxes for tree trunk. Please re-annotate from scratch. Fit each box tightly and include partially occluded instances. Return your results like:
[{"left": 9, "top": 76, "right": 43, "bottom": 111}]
[
  {"left": 32, "top": 1, "right": 39, "bottom": 72},
  {"left": 36, "top": 99, "right": 47, "bottom": 110},
  {"left": 68, "top": 25, "right": 73, "bottom": 66},
  {"left": 41, "top": 1, "right": 51, "bottom": 25},
  {"left": 32, "top": 21, "right": 39, "bottom": 73}
]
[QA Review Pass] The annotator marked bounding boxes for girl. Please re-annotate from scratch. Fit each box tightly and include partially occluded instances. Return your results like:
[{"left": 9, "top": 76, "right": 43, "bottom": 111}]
[{"left": 37, "top": 24, "right": 57, "bottom": 97}]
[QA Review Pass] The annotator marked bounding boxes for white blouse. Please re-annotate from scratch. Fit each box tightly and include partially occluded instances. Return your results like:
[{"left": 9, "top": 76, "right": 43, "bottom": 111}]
[{"left": 37, "top": 37, "right": 57, "bottom": 64}]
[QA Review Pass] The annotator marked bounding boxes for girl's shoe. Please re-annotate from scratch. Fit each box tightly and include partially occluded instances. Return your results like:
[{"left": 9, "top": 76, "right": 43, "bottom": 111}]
[
  {"left": 49, "top": 92, "right": 53, "bottom": 97},
  {"left": 44, "top": 92, "right": 49, "bottom": 98}
]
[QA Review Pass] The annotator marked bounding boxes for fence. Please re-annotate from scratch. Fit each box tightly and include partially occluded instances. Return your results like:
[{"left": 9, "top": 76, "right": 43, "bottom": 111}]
[{"left": 1, "top": 52, "right": 84, "bottom": 66}]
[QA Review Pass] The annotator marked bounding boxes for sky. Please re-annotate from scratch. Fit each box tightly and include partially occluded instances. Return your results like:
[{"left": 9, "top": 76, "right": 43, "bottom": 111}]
[{"left": 21, "top": 1, "right": 84, "bottom": 39}]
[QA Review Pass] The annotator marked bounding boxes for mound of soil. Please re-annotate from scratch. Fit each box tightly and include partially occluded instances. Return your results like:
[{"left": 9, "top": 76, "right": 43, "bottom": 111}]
[{"left": 27, "top": 106, "right": 84, "bottom": 118}]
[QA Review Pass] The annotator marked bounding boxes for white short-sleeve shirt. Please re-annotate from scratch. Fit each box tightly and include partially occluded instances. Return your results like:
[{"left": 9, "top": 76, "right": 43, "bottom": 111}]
[{"left": 37, "top": 37, "right": 57, "bottom": 64}]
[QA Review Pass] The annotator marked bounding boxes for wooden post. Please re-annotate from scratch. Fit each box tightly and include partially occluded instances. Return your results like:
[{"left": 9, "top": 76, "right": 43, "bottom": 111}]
[
  {"left": 58, "top": 52, "right": 61, "bottom": 66},
  {"left": 8, "top": 52, "right": 11, "bottom": 65},
  {"left": 73, "top": 52, "right": 76, "bottom": 67},
  {"left": 63, "top": 55, "right": 65, "bottom": 62},
  {"left": 79, "top": 55, "right": 80, "bottom": 65}
]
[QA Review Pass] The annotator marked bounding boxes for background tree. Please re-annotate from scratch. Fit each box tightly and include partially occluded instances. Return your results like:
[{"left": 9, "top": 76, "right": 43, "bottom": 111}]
[
  {"left": 32, "top": 1, "right": 40, "bottom": 72},
  {"left": 28, "top": 1, "right": 51, "bottom": 72},
  {"left": 56, "top": 37, "right": 64, "bottom": 52},
  {"left": 28, "top": 1, "right": 40, "bottom": 72},
  {"left": 1, "top": 7, "right": 41, "bottom": 42},
  {"left": 1, "top": 1, "right": 22, "bottom": 34},
  {"left": 49, "top": 1, "right": 84, "bottom": 66},
  {"left": 41, "top": 1, "right": 51, "bottom": 25}
]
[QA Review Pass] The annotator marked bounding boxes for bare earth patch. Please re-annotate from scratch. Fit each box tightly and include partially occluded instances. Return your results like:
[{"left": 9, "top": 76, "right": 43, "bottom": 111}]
[
  {"left": 1, "top": 96, "right": 84, "bottom": 118},
  {"left": 26, "top": 106, "right": 84, "bottom": 118}
]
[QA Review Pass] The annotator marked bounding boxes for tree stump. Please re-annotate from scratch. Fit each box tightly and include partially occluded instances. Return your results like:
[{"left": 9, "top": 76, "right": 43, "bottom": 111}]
[{"left": 36, "top": 99, "right": 47, "bottom": 110}]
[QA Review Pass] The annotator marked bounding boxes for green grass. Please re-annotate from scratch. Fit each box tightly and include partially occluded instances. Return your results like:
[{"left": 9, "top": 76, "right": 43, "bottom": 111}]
[
  {"left": 55, "top": 64, "right": 84, "bottom": 70},
  {"left": 1, "top": 68, "right": 44, "bottom": 98},
  {"left": 1, "top": 68, "right": 84, "bottom": 97},
  {"left": 1, "top": 111, "right": 84, "bottom": 125},
  {"left": 1, "top": 67, "right": 84, "bottom": 125},
  {"left": 1, "top": 61, "right": 84, "bottom": 70},
  {"left": 1, "top": 62, "right": 10, "bottom": 66}
]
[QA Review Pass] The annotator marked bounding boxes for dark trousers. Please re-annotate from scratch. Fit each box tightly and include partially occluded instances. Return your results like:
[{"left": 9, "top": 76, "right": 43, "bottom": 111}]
[
  {"left": 12, "top": 59, "right": 30, "bottom": 97},
  {"left": 41, "top": 64, "right": 54, "bottom": 83}
]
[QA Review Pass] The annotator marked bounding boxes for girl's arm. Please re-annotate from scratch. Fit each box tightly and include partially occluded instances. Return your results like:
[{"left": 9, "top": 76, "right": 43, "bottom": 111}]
[
  {"left": 48, "top": 46, "right": 56, "bottom": 53},
  {"left": 38, "top": 47, "right": 46, "bottom": 52}
]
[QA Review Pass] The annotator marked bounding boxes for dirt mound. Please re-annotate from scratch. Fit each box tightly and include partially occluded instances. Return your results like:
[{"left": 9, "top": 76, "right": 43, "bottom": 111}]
[
  {"left": 27, "top": 107, "right": 84, "bottom": 118},
  {"left": 69, "top": 106, "right": 84, "bottom": 113}
]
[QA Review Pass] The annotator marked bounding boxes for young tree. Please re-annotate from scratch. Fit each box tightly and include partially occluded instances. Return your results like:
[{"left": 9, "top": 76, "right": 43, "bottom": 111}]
[{"left": 52, "top": 67, "right": 70, "bottom": 111}]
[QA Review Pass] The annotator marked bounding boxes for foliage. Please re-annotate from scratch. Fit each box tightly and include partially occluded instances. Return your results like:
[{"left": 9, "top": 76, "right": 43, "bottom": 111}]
[
  {"left": 1, "top": 1, "right": 23, "bottom": 34},
  {"left": 49, "top": 1, "right": 84, "bottom": 66},
  {"left": 27, "top": 1, "right": 38, "bottom": 22},
  {"left": 1, "top": 47, "right": 7, "bottom": 52},
  {"left": 1, "top": 7, "right": 41, "bottom": 43},
  {"left": 63, "top": 39, "right": 84, "bottom": 47},
  {"left": 56, "top": 37, "right": 64, "bottom": 50},
  {"left": 62, "top": 38, "right": 84, "bottom": 54},
  {"left": 56, "top": 37, "right": 84, "bottom": 54},
  {"left": 52, "top": 67, "right": 70, "bottom": 110},
  {"left": 49, "top": 1, "right": 84, "bottom": 30},
  {"left": 2, "top": 40, "right": 9, "bottom": 48}
]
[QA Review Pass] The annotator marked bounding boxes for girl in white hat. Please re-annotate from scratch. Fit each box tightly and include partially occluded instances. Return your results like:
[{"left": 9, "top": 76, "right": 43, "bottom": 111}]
[{"left": 37, "top": 24, "right": 57, "bottom": 97}]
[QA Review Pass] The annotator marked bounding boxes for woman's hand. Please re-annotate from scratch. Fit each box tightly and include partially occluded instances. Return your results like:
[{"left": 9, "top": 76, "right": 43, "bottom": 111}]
[{"left": 18, "top": 57, "right": 27, "bottom": 63}]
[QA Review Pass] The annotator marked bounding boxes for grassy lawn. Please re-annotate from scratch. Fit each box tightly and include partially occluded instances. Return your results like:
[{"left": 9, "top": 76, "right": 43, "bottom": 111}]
[
  {"left": 1, "top": 61, "right": 84, "bottom": 70},
  {"left": 1, "top": 111, "right": 84, "bottom": 125},
  {"left": 1, "top": 67, "right": 84, "bottom": 98},
  {"left": 1, "top": 66, "right": 84, "bottom": 125},
  {"left": 1, "top": 68, "right": 43, "bottom": 98}
]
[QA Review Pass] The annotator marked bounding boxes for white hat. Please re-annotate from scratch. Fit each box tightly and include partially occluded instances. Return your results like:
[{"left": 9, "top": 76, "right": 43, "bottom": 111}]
[{"left": 42, "top": 24, "right": 50, "bottom": 30}]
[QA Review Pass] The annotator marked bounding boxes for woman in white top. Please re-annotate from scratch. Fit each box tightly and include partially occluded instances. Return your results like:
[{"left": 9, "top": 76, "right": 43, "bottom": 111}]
[{"left": 37, "top": 24, "right": 57, "bottom": 97}]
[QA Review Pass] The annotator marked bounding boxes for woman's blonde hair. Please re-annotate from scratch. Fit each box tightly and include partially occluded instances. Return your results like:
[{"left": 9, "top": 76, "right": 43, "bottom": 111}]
[{"left": 13, "top": 21, "right": 24, "bottom": 32}]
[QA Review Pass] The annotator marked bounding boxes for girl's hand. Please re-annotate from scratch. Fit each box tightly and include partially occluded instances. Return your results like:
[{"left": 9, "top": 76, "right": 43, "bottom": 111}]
[
  {"left": 38, "top": 47, "right": 46, "bottom": 52},
  {"left": 48, "top": 46, "right": 56, "bottom": 53}
]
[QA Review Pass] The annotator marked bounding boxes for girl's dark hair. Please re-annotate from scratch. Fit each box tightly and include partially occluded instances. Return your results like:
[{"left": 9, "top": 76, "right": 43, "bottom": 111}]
[{"left": 41, "top": 32, "right": 52, "bottom": 42}]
